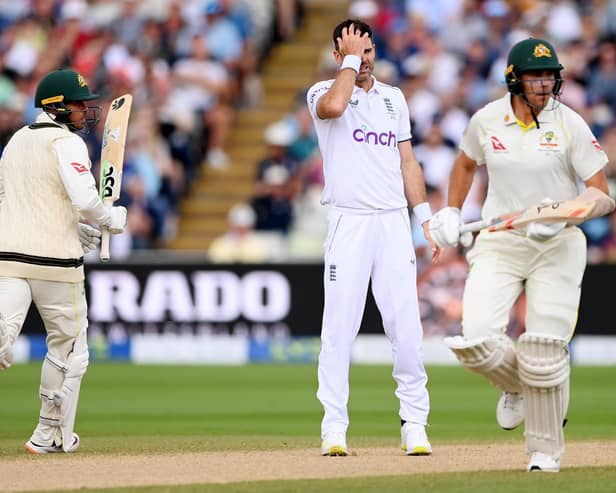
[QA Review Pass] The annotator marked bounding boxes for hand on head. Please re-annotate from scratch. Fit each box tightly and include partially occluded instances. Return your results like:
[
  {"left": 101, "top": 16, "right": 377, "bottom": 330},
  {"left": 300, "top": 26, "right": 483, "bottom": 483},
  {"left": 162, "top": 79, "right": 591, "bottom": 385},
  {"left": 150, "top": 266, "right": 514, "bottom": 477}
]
[{"left": 337, "top": 23, "right": 369, "bottom": 58}]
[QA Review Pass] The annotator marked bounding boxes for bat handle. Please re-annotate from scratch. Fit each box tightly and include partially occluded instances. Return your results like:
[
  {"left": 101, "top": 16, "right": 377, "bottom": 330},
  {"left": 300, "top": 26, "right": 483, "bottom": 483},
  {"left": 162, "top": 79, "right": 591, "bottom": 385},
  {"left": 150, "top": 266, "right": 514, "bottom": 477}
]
[
  {"left": 100, "top": 229, "right": 111, "bottom": 262},
  {"left": 460, "top": 219, "right": 488, "bottom": 234}
]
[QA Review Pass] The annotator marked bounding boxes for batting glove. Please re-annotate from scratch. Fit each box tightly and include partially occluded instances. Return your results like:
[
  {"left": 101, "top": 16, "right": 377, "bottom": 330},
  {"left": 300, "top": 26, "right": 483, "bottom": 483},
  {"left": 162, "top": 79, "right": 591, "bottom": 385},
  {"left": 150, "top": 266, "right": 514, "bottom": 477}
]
[
  {"left": 105, "top": 206, "right": 128, "bottom": 234},
  {"left": 429, "top": 207, "right": 472, "bottom": 248},
  {"left": 78, "top": 223, "right": 102, "bottom": 254},
  {"left": 526, "top": 198, "right": 566, "bottom": 241}
]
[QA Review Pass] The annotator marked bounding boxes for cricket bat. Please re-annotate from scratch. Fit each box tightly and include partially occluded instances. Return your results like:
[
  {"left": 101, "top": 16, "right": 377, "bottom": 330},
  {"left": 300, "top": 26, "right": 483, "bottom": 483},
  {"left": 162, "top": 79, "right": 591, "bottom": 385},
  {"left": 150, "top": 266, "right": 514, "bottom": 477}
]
[
  {"left": 460, "top": 187, "right": 615, "bottom": 234},
  {"left": 99, "top": 94, "right": 132, "bottom": 261}
]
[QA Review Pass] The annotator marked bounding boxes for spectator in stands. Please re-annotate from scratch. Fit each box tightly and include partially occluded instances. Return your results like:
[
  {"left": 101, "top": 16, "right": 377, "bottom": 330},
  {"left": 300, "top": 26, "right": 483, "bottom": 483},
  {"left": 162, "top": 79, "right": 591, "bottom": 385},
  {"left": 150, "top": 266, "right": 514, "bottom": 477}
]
[
  {"left": 165, "top": 33, "right": 234, "bottom": 169},
  {"left": 208, "top": 202, "right": 272, "bottom": 263},
  {"left": 249, "top": 120, "right": 299, "bottom": 234}
]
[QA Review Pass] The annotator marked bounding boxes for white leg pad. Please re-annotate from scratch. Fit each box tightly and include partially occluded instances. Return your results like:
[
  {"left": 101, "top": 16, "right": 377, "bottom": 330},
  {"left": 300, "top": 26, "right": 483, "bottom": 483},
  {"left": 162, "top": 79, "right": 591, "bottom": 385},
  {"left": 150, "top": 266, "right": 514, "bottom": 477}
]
[
  {"left": 36, "top": 331, "right": 89, "bottom": 451},
  {"left": 517, "top": 334, "right": 569, "bottom": 460},
  {"left": 59, "top": 332, "right": 89, "bottom": 452},
  {"left": 445, "top": 335, "right": 522, "bottom": 393}
]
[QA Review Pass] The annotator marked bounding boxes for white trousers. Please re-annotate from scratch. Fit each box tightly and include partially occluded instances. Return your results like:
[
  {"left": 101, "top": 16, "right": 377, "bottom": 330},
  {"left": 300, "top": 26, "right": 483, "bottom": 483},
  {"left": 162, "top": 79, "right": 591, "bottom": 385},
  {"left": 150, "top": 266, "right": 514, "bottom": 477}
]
[
  {"left": 0, "top": 276, "right": 87, "bottom": 360},
  {"left": 317, "top": 208, "right": 429, "bottom": 437},
  {"left": 463, "top": 227, "right": 587, "bottom": 341}
]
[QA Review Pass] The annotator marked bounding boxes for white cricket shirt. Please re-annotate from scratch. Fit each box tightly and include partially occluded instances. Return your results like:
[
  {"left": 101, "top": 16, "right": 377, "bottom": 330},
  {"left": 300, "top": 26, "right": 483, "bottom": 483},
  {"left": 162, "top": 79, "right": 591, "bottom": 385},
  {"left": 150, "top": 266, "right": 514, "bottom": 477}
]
[
  {"left": 307, "top": 77, "right": 411, "bottom": 211},
  {"left": 460, "top": 93, "right": 608, "bottom": 220}
]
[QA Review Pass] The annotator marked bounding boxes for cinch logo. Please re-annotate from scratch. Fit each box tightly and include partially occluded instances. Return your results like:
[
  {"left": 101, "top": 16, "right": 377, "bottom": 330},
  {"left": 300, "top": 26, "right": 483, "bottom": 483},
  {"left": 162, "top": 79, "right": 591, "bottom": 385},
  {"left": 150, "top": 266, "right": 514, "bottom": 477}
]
[{"left": 352, "top": 126, "right": 397, "bottom": 147}]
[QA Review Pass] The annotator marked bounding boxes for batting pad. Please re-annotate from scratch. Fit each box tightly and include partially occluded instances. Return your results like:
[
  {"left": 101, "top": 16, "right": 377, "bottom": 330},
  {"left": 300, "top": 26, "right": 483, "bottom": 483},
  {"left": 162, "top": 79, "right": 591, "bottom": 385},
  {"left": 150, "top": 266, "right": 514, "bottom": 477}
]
[
  {"left": 517, "top": 334, "right": 569, "bottom": 459},
  {"left": 34, "top": 331, "right": 89, "bottom": 450},
  {"left": 444, "top": 335, "right": 522, "bottom": 393}
]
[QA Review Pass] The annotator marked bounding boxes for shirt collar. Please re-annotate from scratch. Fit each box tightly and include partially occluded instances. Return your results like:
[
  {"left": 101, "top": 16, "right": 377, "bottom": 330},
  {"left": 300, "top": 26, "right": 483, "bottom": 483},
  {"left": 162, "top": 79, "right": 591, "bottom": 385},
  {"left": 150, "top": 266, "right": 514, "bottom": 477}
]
[
  {"left": 35, "top": 111, "right": 70, "bottom": 131},
  {"left": 353, "top": 76, "right": 379, "bottom": 94},
  {"left": 501, "top": 93, "right": 556, "bottom": 127}
]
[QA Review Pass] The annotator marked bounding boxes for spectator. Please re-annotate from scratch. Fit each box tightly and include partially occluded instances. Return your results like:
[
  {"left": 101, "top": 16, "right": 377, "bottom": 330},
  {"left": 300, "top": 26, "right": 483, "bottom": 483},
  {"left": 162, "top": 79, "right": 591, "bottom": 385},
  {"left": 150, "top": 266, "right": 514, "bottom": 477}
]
[
  {"left": 250, "top": 120, "right": 298, "bottom": 235},
  {"left": 208, "top": 202, "right": 274, "bottom": 263}
]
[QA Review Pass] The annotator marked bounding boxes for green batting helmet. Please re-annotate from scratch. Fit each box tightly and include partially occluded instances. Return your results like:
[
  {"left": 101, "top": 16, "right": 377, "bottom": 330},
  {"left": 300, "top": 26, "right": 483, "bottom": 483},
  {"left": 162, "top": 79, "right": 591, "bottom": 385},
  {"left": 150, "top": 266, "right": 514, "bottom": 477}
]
[
  {"left": 504, "top": 38, "right": 564, "bottom": 95},
  {"left": 34, "top": 69, "right": 100, "bottom": 108}
]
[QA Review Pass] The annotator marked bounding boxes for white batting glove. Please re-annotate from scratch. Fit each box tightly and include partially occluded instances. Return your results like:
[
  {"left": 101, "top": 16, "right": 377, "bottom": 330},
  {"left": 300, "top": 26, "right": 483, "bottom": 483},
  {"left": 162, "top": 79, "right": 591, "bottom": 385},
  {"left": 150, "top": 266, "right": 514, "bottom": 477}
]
[
  {"left": 429, "top": 207, "right": 472, "bottom": 248},
  {"left": 105, "top": 206, "right": 128, "bottom": 234},
  {"left": 526, "top": 198, "right": 566, "bottom": 241},
  {"left": 527, "top": 221, "right": 566, "bottom": 241},
  {"left": 77, "top": 223, "right": 102, "bottom": 254}
]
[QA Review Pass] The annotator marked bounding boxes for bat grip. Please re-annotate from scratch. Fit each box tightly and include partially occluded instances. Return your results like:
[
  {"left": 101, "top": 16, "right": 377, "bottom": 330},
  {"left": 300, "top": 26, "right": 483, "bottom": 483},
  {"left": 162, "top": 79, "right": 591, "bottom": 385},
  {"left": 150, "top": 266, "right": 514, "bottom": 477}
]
[
  {"left": 100, "top": 229, "right": 111, "bottom": 262},
  {"left": 460, "top": 219, "right": 488, "bottom": 234}
]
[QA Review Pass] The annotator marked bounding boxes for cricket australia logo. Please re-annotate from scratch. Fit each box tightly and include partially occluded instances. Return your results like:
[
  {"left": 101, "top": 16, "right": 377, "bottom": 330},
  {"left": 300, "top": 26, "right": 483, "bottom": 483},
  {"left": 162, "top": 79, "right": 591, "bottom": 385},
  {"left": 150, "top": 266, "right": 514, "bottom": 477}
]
[
  {"left": 533, "top": 43, "right": 552, "bottom": 58},
  {"left": 349, "top": 99, "right": 359, "bottom": 108},
  {"left": 539, "top": 131, "right": 559, "bottom": 148}
]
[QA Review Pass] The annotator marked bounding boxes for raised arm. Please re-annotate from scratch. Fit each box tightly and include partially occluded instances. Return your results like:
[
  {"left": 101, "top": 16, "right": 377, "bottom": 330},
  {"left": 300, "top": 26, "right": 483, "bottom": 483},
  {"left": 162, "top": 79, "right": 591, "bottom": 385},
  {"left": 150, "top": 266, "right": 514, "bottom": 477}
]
[{"left": 316, "top": 24, "right": 370, "bottom": 119}]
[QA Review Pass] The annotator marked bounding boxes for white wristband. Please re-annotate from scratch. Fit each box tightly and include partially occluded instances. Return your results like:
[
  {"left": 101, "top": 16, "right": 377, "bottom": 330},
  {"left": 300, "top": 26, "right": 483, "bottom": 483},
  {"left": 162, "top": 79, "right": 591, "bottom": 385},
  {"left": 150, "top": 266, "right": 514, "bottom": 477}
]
[
  {"left": 413, "top": 202, "right": 432, "bottom": 225},
  {"left": 340, "top": 55, "right": 361, "bottom": 73}
]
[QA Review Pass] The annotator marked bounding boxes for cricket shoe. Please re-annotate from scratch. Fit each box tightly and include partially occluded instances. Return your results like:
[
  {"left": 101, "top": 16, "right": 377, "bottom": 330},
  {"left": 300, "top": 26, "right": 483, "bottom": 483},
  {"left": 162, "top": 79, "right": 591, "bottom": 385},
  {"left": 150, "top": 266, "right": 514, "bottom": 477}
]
[
  {"left": 401, "top": 422, "right": 432, "bottom": 455},
  {"left": 321, "top": 431, "right": 348, "bottom": 456},
  {"left": 527, "top": 452, "right": 560, "bottom": 472},
  {"left": 25, "top": 433, "right": 80, "bottom": 454},
  {"left": 497, "top": 392, "right": 524, "bottom": 430}
]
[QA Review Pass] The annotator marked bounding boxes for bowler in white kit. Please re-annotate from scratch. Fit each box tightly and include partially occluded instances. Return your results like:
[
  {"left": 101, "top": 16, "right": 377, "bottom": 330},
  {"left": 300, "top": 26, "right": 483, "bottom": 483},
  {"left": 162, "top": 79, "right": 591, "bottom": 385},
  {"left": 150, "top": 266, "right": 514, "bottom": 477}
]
[{"left": 307, "top": 19, "right": 439, "bottom": 457}]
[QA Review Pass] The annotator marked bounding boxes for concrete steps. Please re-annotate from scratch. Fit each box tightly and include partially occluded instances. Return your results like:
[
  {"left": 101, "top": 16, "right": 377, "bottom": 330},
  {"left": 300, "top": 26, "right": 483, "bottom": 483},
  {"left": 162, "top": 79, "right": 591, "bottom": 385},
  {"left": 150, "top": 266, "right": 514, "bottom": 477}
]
[{"left": 168, "top": 0, "right": 350, "bottom": 251}]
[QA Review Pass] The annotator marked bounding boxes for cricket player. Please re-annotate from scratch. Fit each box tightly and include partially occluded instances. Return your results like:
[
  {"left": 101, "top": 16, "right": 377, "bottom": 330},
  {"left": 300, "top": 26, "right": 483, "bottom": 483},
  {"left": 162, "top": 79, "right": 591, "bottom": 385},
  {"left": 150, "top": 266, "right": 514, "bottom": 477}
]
[
  {"left": 429, "top": 38, "right": 611, "bottom": 472},
  {"left": 307, "top": 19, "right": 439, "bottom": 457},
  {"left": 0, "top": 69, "right": 127, "bottom": 453}
]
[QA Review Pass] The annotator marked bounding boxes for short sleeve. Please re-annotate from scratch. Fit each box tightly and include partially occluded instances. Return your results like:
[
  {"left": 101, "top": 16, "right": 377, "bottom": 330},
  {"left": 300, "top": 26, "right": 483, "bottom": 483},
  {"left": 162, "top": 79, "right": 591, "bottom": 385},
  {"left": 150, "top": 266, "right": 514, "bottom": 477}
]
[
  {"left": 567, "top": 111, "right": 609, "bottom": 180},
  {"left": 306, "top": 81, "right": 332, "bottom": 120},
  {"left": 396, "top": 89, "right": 412, "bottom": 142},
  {"left": 459, "top": 112, "right": 485, "bottom": 165}
]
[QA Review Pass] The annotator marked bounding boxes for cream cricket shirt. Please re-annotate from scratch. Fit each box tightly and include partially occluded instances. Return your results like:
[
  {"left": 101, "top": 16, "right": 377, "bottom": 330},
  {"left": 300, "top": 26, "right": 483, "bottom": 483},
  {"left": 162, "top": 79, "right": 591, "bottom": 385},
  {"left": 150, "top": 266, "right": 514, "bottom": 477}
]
[
  {"left": 460, "top": 93, "right": 608, "bottom": 220},
  {"left": 307, "top": 77, "right": 411, "bottom": 211}
]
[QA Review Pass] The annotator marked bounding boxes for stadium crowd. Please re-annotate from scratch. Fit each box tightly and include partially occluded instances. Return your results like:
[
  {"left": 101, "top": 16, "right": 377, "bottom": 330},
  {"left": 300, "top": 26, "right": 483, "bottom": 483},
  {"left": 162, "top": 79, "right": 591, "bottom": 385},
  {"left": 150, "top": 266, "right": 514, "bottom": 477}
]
[
  {"left": 0, "top": 0, "right": 299, "bottom": 254},
  {"left": 219, "top": 0, "right": 616, "bottom": 267}
]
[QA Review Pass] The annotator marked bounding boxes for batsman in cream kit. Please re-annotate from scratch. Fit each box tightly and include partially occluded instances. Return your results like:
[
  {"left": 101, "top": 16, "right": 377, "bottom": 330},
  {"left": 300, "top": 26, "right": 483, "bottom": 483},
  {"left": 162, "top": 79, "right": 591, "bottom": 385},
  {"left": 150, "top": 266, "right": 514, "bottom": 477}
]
[
  {"left": 307, "top": 19, "right": 438, "bottom": 457},
  {"left": 0, "top": 69, "right": 127, "bottom": 453},
  {"left": 429, "top": 38, "right": 614, "bottom": 472}
]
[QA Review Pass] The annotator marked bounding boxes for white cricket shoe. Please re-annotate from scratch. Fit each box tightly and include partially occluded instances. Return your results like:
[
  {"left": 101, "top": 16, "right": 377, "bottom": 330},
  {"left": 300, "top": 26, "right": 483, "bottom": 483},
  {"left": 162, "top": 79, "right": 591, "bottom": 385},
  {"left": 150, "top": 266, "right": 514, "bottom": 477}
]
[
  {"left": 401, "top": 422, "right": 432, "bottom": 455},
  {"left": 321, "top": 431, "right": 348, "bottom": 456},
  {"left": 497, "top": 392, "right": 524, "bottom": 430},
  {"left": 25, "top": 433, "right": 80, "bottom": 454},
  {"left": 527, "top": 452, "right": 560, "bottom": 472}
]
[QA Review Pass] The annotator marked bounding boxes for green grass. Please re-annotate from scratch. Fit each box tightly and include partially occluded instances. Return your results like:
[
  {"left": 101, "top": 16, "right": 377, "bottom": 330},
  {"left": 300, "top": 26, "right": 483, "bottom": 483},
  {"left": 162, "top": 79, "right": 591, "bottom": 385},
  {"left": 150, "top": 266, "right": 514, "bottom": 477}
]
[
  {"left": 3, "top": 363, "right": 616, "bottom": 492},
  {"left": 2, "top": 364, "right": 616, "bottom": 455}
]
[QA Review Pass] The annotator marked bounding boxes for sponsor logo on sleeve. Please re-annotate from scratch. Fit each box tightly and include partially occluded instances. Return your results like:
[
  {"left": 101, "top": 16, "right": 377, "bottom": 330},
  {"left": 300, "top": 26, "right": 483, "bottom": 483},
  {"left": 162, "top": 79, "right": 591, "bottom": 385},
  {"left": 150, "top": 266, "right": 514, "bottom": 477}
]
[
  {"left": 592, "top": 139, "right": 603, "bottom": 151},
  {"left": 70, "top": 162, "right": 89, "bottom": 174},
  {"left": 308, "top": 85, "right": 330, "bottom": 107}
]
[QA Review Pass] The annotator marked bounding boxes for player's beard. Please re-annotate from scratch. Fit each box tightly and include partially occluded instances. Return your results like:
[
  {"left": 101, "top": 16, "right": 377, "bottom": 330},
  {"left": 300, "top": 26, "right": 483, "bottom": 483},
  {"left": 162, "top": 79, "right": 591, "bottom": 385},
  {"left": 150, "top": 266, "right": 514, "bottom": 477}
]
[{"left": 356, "top": 61, "right": 373, "bottom": 83}]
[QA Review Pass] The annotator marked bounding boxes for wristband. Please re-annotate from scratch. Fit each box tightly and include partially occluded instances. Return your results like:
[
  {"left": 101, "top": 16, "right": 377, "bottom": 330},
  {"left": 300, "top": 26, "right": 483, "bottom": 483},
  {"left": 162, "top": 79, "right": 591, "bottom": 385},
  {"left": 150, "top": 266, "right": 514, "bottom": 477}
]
[
  {"left": 413, "top": 202, "right": 432, "bottom": 225},
  {"left": 340, "top": 55, "right": 361, "bottom": 73}
]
